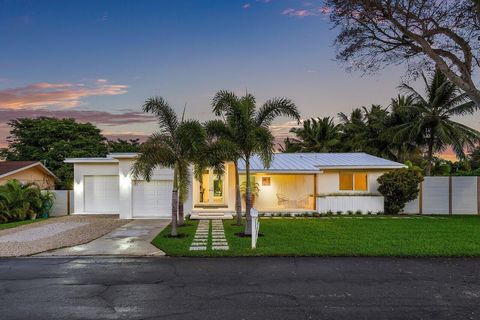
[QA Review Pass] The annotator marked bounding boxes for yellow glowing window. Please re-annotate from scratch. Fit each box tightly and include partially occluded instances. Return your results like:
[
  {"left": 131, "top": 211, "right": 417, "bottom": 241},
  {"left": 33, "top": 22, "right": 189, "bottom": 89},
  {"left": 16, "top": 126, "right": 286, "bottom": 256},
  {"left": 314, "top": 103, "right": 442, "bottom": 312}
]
[
  {"left": 339, "top": 173, "right": 354, "bottom": 190},
  {"left": 339, "top": 173, "right": 368, "bottom": 191},
  {"left": 354, "top": 173, "right": 368, "bottom": 191}
]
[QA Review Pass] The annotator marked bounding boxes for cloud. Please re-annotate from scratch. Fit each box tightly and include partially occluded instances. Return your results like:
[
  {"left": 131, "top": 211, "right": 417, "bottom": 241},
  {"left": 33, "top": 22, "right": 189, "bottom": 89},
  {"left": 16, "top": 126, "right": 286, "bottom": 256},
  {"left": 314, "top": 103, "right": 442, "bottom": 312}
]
[
  {"left": 282, "top": 6, "right": 331, "bottom": 17},
  {"left": 0, "top": 80, "right": 128, "bottom": 110},
  {"left": 242, "top": 3, "right": 251, "bottom": 9},
  {"left": 0, "top": 108, "right": 155, "bottom": 127}
]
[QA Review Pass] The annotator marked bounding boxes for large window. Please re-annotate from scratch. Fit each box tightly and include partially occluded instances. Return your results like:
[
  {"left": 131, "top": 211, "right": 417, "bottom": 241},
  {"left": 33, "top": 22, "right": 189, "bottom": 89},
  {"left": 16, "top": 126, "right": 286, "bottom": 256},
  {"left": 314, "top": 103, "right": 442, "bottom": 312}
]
[{"left": 339, "top": 172, "right": 368, "bottom": 191}]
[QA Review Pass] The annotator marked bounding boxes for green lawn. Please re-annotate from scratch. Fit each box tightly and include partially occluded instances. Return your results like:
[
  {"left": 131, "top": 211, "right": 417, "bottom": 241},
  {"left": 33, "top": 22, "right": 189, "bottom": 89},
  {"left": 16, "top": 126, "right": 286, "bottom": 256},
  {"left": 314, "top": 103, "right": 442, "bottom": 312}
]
[
  {"left": 152, "top": 216, "right": 480, "bottom": 257},
  {"left": 0, "top": 218, "right": 46, "bottom": 230}
]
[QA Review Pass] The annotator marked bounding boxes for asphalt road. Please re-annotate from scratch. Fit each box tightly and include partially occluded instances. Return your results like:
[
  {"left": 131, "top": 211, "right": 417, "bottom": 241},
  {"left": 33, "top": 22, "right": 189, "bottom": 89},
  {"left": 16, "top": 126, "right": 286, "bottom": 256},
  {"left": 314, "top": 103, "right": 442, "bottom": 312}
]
[{"left": 1, "top": 257, "right": 480, "bottom": 319}]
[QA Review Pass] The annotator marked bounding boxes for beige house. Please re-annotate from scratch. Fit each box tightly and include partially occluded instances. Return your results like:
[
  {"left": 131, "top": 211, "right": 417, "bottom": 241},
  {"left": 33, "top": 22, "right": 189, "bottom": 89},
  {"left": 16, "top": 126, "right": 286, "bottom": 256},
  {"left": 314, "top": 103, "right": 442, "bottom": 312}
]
[
  {"left": 66, "top": 153, "right": 405, "bottom": 219},
  {"left": 0, "top": 161, "right": 57, "bottom": 189}
]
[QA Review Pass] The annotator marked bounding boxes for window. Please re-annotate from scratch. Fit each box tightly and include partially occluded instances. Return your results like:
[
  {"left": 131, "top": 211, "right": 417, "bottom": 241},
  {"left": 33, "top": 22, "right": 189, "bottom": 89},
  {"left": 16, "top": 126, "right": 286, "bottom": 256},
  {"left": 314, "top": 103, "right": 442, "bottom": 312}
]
[
  {"left": 262, "top": 177, "right": 271, "bottom": 186},
  {"left": 339, "top": 172, "right": 368, "bottom": 191},
  {"left": 339, "top": 173, "right": 353, "bottom": 190}
]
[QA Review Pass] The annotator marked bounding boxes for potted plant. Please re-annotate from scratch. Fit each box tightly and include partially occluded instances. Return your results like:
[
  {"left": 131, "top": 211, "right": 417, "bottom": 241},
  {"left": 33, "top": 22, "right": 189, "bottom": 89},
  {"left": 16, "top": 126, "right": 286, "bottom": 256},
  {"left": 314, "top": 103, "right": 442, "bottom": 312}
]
[
  {"left": 40, "top": 191, "right": 55, "bottom": 219},
  {"left": 27, "top": 209, "right": 37, "bottom": 220},
  {"left": 240, "top": 180, "right": 260, "bottom": 207}
]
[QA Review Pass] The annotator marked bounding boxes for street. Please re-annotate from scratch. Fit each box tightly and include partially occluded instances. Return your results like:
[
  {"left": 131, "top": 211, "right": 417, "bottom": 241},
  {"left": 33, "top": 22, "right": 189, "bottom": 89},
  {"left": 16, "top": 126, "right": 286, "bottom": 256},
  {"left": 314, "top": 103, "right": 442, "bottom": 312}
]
[{"left": 1, "top": 257, "right": 479, "bottom": 319}]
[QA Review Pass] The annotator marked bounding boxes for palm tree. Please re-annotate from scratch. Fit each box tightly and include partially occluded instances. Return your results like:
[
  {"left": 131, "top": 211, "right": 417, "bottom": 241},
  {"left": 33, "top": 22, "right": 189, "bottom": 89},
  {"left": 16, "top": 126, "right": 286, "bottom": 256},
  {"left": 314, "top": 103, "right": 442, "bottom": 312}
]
[
  {"left": 202, "top": 119, "right": 243, "bottom": 225},
  {"left": 395, "top": 70, "right": 480, "bottom": 175},
  {"left": 285, "top": 117, "right": 342, "bottom": 153},
  {"left": 212, "top": 90, "right": 300, "bottom": 235},
  {"left": 132, "top": 97, "right": 206, "bottom": 236},
  {"left": 387, "top": 95, "right": 423, "bottom": 162},
  {"left": 338, "top": 105, "right": 395, "bottom": 159}
]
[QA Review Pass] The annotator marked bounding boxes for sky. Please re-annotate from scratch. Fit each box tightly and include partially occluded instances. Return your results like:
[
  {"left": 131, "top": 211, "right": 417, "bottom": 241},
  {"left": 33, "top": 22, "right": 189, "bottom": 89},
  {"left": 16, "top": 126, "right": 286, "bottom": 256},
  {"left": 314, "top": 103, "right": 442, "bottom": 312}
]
[{"left": 1, "top": 0, "right": 479, "bottom": 158}]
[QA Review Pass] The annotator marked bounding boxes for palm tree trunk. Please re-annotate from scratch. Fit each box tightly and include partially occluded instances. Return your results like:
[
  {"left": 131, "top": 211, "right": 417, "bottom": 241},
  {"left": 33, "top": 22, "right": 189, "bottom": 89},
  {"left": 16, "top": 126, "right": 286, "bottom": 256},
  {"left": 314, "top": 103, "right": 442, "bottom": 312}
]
[
  {"left": 244, "top": 156, "right": 252, "bottom": 235},
  {"left": 171, "top": 166, "right": 179, "bottom": 237},
  {"left": 234, "top": 160, "right": 242, "bottom": 226},
  {"left": 178, "top": 195, "right": 185, "bottom": 226},
  {"left": 425, "top": 137, "right": 435, "bottom": 176}
]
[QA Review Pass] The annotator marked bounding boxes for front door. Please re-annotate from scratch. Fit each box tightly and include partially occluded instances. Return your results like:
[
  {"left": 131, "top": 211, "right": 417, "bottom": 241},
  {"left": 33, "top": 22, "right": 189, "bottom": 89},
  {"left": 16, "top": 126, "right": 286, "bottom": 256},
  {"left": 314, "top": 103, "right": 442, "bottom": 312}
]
[{"left": 198, "top": 169, "right": 226, "bottom": 206}]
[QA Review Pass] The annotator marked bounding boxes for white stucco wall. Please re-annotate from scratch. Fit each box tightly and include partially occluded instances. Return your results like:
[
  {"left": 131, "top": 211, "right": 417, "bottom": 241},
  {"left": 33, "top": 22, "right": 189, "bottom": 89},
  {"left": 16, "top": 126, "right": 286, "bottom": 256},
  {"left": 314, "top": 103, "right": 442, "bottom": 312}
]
[
  {"left": 316, "top": 170, "right": 385, "bottom": 195},
  {"left": 72, "top": 159, "right": 188, "bottom": 218}
]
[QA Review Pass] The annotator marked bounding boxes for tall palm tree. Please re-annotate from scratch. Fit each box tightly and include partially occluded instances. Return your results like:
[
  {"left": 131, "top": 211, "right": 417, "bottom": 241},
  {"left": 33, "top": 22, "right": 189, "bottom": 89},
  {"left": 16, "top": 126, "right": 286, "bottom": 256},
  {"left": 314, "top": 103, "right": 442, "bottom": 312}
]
[
  {"left": 212, "top": 90, "right": 300, "bottom": 235},
  {"left": 387, "top": 95, "right": 423, "bottom": 162},
  {"left": 395, "top": 70, "right": 480, "bottom": 175},
  {"left": 132, "top": 97, "right": 206, "bottom": 236},
  {"left": 202, "top": 119, "right": 243, "bottom": 225},
  {"left": 285, "top": 117, "right": 342, "bottom": 153}
]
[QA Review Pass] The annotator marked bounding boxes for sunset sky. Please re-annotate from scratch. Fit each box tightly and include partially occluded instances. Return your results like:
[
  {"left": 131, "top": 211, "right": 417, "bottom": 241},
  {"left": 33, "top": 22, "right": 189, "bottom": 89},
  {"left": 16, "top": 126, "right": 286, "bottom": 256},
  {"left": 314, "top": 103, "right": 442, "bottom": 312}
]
[{"left": 1, "top": 0, "right": 479, "bottom": 158}]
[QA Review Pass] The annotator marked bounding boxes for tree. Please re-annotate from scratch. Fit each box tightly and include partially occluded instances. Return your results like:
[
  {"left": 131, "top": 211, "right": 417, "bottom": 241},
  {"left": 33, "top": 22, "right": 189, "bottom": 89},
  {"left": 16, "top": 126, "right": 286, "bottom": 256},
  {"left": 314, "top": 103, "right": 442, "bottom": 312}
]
[
  {"left": 393, "top": 70, "right": 480, "bottom": 175},
  {"left": 377, "top": 169, "right": 423, "bottom": 215},
  {"left": 470, "top": 147, "right": 480, "bottom": 170},
  {"left": 107, "top": 138, "right": 142, "bottom": 153},
  {"left": 284, "top": 117, "right": 342, "bottom": 153},
  {"left": 132, "top": 97, "right": 205, "bottom": 236},
  {"left": 202, "top": 119, "right": 243, "bottom": 225},
  {"left": 0, "top": 117, "right": 107, "bottom": 189},
  {"left": 326, "top": 0, "right": 480, "bottom": 106},
  {"left": 339, "top": 105, "right": 402, "bottom": 160},
  {"left": 212, "top": 91, "right": 300, "bottom": 235}
]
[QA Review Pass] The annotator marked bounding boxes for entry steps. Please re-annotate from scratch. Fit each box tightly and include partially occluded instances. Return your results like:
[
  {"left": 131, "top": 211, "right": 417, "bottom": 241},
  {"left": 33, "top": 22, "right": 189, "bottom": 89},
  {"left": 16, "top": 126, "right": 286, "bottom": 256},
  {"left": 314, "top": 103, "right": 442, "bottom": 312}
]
[{"left": 190, "top": 212, "right": 233, "bottom": 220}]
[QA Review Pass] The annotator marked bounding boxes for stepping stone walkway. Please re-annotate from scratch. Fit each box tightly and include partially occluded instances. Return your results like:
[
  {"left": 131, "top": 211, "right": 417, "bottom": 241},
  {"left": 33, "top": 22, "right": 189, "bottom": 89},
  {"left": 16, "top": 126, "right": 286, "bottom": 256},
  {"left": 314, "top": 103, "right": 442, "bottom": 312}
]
[
  {"left": 189, "top": 220, "right": 209, "bottom": 251},
  {"left": 211, "top": 220, "right": 229, "bottom": 250},
  {"left": 189, "top": 220, "right": 229, "bottom": 251}
]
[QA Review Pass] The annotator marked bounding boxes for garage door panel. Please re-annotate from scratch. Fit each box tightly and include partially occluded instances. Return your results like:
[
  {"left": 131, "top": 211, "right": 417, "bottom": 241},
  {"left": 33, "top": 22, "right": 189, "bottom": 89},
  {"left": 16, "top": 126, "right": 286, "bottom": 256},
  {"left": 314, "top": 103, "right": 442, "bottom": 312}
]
[
  {"left": 132, "top": 180, "right": 172, "bottom": 218},
  {"left": 84, "top": 176, "right": 119, "bottom": 213}
]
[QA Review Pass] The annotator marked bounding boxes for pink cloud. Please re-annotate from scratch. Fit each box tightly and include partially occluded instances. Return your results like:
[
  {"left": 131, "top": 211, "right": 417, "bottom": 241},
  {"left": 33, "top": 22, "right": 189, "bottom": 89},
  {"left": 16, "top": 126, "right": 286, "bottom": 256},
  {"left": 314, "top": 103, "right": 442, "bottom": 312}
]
[
  {"left": 0, "top": 108, "right": 155, "bottom": 127},
  {"left": 0, "top": 80, "right": 128, "bottom": 110}
]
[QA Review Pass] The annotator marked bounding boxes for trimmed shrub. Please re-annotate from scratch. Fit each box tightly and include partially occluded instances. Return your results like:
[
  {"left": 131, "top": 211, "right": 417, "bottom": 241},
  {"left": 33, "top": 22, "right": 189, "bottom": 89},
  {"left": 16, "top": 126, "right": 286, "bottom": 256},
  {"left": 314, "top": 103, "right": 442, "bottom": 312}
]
[{"left": 377, "top": 169, "right": 423, "bottom": 215}]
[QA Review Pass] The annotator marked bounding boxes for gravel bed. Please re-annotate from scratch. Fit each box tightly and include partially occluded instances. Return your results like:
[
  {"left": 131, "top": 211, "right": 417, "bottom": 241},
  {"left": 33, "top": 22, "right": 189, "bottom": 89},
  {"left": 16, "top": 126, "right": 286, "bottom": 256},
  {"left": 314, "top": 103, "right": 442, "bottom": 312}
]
[{"left": 0, "top": 215, "right": 130, "bottom": 257}]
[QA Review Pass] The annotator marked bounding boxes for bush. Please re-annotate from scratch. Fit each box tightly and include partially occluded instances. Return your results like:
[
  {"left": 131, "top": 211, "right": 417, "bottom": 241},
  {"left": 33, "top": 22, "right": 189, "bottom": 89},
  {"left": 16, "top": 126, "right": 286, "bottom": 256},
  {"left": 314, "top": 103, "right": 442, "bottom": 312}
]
[
  {"left": 377, "top": 169, "right": 423, "bottom": 215},
  {"left": 0, "top": 180, "right": 53, "bottom": 223}
]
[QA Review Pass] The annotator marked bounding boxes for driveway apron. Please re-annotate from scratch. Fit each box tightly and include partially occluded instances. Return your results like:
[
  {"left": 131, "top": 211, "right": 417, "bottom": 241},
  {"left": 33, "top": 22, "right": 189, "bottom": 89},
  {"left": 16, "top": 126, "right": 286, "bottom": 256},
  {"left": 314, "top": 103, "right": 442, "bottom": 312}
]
[{"left": 38, "top": 219, "right": 169, "bottom": 256}]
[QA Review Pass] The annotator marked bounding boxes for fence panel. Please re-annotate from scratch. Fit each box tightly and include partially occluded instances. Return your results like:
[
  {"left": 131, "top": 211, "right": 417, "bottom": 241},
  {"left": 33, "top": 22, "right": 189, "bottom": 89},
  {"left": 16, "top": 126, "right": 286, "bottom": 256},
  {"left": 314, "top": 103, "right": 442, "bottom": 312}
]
[
  {"left": 452, "top": 177, "right": 478, "bottom": 215},
  {"left": 403, "top": 197, "right": 420, "bottom": 214},
  {"left": 422, "top": 177, "right": 449, "bottom": 215},
  {"left": 45, "top": 190, "right": 72, "bottom": 217}
]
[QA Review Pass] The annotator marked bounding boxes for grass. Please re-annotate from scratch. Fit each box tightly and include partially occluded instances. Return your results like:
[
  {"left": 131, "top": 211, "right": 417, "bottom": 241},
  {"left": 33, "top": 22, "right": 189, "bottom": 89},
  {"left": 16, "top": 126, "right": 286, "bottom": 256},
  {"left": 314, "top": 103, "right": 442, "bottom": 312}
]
[
  {"left": 0, "top": 218, "right": 46, "bottom": 230},
  {"left": 152, "top": 216, "right": 480, "bottom": 257}
]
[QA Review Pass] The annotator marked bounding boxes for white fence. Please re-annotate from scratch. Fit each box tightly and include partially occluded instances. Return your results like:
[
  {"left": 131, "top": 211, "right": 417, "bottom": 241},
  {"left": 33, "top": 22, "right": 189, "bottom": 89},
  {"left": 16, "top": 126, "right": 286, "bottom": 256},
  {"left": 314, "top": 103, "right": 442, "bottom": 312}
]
[
  {"left": 46, "top": 190, "right": 74, "bottom": 217},
  {"left": 316, "top": 196, "right": 384, "bottom": 214},
  {"left": 404, "top": 176, "right": 480, "bottom": 215}
]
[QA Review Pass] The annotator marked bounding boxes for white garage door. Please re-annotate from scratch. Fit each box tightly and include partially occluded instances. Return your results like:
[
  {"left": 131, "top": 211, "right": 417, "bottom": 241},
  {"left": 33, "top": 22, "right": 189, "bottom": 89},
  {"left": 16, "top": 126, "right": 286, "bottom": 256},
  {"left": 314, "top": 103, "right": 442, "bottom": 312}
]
[
  {"left": 84, "top": 176, "right": 119, "bottom": 213},
  {"left": 132, "top": 180, "right": 173, "bottom": 218}
]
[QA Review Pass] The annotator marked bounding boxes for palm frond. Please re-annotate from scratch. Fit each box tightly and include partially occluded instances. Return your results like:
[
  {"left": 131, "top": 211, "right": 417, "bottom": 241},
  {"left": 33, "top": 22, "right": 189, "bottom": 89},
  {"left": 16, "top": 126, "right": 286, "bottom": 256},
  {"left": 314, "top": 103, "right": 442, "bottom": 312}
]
[
  {"left": 142, "top": 97, "right": 178, "bottom": 136},
  {"left": 255, "top": 98, "right": 300, "bottom": 127}
]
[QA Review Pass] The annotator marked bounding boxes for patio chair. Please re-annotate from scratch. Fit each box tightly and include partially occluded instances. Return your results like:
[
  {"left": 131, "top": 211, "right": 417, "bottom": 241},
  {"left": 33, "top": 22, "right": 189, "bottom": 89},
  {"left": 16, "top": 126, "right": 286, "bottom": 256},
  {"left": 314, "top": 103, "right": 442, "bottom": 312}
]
[{"left": 276, "top": 193, "right": 289, "bottom": 208}]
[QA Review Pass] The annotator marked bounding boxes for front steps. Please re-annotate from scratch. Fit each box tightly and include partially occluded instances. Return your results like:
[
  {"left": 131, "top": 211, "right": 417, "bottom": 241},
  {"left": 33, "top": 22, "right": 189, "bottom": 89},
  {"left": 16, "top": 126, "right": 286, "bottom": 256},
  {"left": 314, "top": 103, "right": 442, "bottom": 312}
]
[{"left": 190, "top": 212, "right": 233, "bottom": 220}]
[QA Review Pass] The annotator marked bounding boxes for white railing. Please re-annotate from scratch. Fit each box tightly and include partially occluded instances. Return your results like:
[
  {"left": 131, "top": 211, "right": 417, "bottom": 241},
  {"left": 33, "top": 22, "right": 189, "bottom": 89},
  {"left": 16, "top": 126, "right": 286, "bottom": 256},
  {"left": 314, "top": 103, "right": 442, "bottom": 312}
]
[{"left": 251, "top": 208, "right": 260, "bottom": 249}]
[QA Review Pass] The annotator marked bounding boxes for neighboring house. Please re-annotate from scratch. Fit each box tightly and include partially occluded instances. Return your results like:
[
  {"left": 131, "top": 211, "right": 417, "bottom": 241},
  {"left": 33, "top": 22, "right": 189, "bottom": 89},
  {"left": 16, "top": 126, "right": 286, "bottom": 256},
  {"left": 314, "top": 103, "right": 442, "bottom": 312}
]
[
  {"left": 0, "top": 161, "right": 57, "bottom": 189},
  {"left": 65, "top": 153, "right": 405, "bottom": 219}
]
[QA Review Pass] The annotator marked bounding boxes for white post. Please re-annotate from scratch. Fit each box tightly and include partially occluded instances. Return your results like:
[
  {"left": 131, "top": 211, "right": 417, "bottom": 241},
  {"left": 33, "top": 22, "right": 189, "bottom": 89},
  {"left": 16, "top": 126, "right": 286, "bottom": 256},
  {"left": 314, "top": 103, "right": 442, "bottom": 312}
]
[{"left": 251, "top": 208, "right": 259, "bottom": 249}]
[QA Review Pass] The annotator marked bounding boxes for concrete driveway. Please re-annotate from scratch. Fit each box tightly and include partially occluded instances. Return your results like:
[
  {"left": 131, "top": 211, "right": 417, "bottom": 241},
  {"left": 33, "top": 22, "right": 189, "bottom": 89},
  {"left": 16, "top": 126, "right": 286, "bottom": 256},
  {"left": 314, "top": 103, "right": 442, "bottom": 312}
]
[
  {"left": 38, "top": 219, "right": 169, "bottom": 256},
  {"left": 0, "top": 215, "right": 128, "bottom": 257},
  {"left": 1, "top": 257, "right": 480, "bottom": 319}
]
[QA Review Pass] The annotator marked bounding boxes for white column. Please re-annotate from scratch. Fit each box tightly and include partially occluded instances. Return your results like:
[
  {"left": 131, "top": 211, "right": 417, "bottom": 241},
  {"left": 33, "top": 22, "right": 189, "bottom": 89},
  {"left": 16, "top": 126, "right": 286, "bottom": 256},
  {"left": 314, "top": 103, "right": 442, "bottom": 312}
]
[{"left": 118, "top": 159, "right": 133, "bottom": 219}]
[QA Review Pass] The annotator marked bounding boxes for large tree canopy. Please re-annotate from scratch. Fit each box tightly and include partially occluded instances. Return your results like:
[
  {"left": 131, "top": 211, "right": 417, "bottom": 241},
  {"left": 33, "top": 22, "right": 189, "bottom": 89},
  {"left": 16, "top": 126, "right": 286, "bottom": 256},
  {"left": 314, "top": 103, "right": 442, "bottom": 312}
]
[
  {"left": 0, "top": 117, "right": 108, "bottom": 189},
  {"left": 326, "top": 0, "right": 480, "bottom": 106}
]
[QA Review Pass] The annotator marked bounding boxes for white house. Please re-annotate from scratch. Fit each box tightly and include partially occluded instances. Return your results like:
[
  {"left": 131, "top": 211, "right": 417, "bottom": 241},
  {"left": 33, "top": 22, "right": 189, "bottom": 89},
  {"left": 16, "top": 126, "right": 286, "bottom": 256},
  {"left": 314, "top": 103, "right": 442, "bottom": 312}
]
[{"left": 65, "top": 152, "right": 405, "bottom": 219}]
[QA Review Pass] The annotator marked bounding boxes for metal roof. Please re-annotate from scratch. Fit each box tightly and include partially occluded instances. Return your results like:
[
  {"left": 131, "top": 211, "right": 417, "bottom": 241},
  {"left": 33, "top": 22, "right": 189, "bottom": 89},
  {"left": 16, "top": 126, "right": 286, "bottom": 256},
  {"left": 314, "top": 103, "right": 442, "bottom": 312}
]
[{"left": 237, "top": 153, "right": 405, "bottom": 172}]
